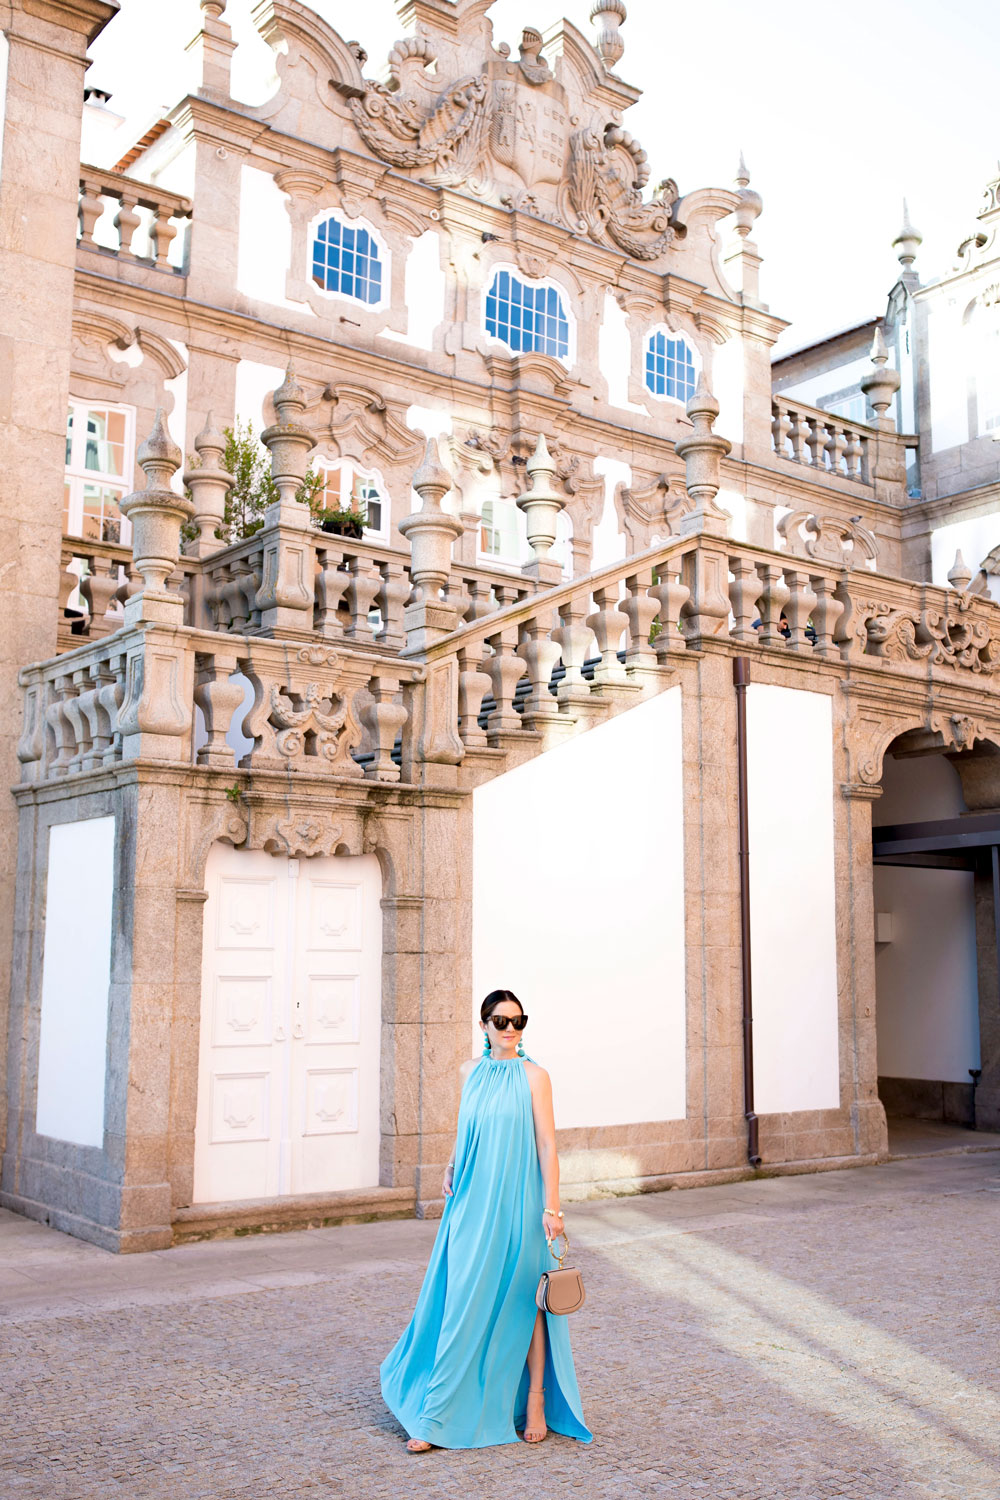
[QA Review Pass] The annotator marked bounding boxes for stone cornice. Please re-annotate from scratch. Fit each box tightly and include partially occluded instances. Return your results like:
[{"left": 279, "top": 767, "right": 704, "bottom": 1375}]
[
  {"left": 901, "top": 479, "right": 1000, "bottom": 536},
  {"left": 18, "top": 0, "right": 117, "bottom": 44}
]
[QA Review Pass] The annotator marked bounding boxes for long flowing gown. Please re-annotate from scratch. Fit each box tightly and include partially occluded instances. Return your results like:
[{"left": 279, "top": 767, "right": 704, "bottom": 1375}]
[{"left": 380, "top": 1052, "right": 593, "bottom": 1448}]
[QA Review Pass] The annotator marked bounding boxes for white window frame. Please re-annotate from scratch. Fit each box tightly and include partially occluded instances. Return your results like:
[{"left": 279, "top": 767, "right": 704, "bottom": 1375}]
[
  {"left": 482, "top": 262, "right": 576, "bottom": 367},
  {"left": 64, "top": 397, "right": 136, "bottom": 544},
  {"left": 642, "top": 324, "right": 701, "bottom": 407},
  {"left": 307, "top": 208, "right": 390, "bottom": 314},
  {"left": 313, "top": 457, "right": 390, "bottom": 542}
]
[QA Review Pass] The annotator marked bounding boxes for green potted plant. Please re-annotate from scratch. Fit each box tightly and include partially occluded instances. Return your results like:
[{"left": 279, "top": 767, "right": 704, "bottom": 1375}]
[{"left": 316, "top": 501, "right": 367, "bottom": 539}]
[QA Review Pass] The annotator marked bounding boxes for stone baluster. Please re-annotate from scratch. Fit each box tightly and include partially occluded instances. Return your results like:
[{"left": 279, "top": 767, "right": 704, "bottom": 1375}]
[
  {"left": 243, "top": 547, "right": 264, "bottom": 627},
  {"left": 183, "top": 413, "right": 234, "bottom": 558},
  {"left": 376, "top": 559, "right": 409, "bottom": 650},
  {"left": 58, "top": 547, "right": 79, "bottom": 622},
  {"left": 824, "top": 423, "right": 847, "bottom": 476},
  {"left": 315, "top": 547, "right": 349, "bottom": 637},
  {"left": 771, "top": 402, "right": 791, "bottom": 459},
  {"left": 860, "top": 327, "right": 901, "bottom": 426},
  {"left": 16, "top": 680, "right": 47, "bottom": 782},
  {"left": 805, "top": 416, "right": 826, "bottom": 468},
  {"left": 461, "top": 576, "right": 496, "bottom": 623},
  {"left": 256, "top": 364, "right": 316, "bottom": 634},
  {"left": 113, "top": 189, "right": 140, "bottom": 258},
  {"left": 782, "top": 569, "right": 817, "bottom": 651},
  {"left": 621, "top": 569, "right": 660, "bottom": 668},
  {"left": 517, "top": 609, "right": 563, "bottom": 725},
  {"left": 398, "top": 437, "right": 464, "bottom": 650},
  {"left": 119, "top": 408, "right": 192, "bottom": 626},
  {"left": 457, "top": 646, "right": 493, "bottom": 747},
  {"left": 485, "top": 627, "right": 526, "bottom": 736},
  {"left": 223, "top": 559, "right": 254, "bottom": 631},
  {"left": 756, "top": 562, "right": 791, "bottom": 646},
  {"left": 83, "top": 659, "right": 123, "bottom": 769},
  {"left": 80, "top": 554, "right": 120, "bottom": 636},
  {"left": 45, "top": 675, "right": 78, "bottom": 777},
  {"left": 787, "top": 408, "right": 807, "bottom": 463},
  {"left": 194, "top": 651, "right": 245, "bottom": 768},
  {"left": 345, "top": 556, "right": 381, "bottom": 640},
  {"left": 844, "top": 428, "right": 863, "bottom": 480},
  {"left": 552, "top": 594, "right": 597, "bottom": 703},
  {"left": 98, "top": 652, "right": 126, "bottom": 765},
  {"left": 586, "top": 586, "right": 629, "bottom": 684},
  {"left": 151, "top": 205, "right": 178, "bottom": 270},
  {"left": 517, "top": 434, "right": 565, "bottom": 587},
  {"left": 113, "top": 560, "right": 142, "bottom": 614},
  {"left": 361, "top": 672, "right": 408, "bottom": 781},
  {"left": 728, "top": 555, "right": 763, "bottom": 643},
  {"left": 809, "top": 573, "right": 845, "bottom": 660},
  {"left": 64, "top": 667, "right": 93, "bottom": 772},
  {"left": 78, "top": 177, "right": 104, "bottom": 248},
  {"left": 649, "top": 558, "right": 690, "bottom": 658}
]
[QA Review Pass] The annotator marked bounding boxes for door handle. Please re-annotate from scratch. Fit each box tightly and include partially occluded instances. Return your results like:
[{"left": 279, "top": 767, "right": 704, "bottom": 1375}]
[
  {"left": 292, "top": 1022, "right": 304, "bottom": 1040},
  {"left": 274, "top": 1025, "right": 286, "bottom": 1042}
]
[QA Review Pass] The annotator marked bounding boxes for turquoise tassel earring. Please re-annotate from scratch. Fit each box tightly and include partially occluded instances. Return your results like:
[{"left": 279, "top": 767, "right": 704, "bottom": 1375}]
[
  {"left": 482, "top": 1033, "right": 491, "bottom": 1056},
  {"left": 516, "top": 1040, "right": 526, "bottom": 1058}
]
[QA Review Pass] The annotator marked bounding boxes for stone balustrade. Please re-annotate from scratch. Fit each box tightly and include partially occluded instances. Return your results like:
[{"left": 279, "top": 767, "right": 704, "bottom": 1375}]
[
  {"left": 17, "top": 625, "right": 422, "bottom": 786},
  {"left": 58, "top": 537, "right": 195, "bottom": 650},
  {"left": 77, "top": 163, "right": 192, "bottom": 270},
  {"left": 770, "top": 396, "right": 872, "bottom": 484}
]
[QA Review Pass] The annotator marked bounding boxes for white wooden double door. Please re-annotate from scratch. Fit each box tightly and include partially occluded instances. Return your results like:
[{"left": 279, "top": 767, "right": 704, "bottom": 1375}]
[{"left": 194, "top": 846, "right": 382, "bottom": 1204}]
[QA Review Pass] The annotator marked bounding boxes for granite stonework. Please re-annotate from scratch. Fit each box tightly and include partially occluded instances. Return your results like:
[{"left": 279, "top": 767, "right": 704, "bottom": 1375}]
[{"left": 2, "top": 0, "right": 1000, "bottom": 1251}]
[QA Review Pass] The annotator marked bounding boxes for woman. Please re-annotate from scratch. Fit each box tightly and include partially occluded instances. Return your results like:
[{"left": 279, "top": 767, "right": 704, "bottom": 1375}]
[{"left": 380, "top": 990, "right": 592, "bottom": 1451}]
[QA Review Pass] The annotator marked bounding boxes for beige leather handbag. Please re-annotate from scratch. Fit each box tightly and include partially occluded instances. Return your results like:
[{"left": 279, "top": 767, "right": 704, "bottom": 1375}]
[{"left": 535, "top": 1230, "right": 585, "bottom": 1315}]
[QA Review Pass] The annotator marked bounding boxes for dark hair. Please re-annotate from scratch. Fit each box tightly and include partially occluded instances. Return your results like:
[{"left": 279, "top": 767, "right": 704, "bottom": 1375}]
[{"left": 480, "top": 989, "right": 524, "bottom": 1024}]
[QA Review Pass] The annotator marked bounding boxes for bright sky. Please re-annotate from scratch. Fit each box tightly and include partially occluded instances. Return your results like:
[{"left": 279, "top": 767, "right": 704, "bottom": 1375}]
[{"left": 87, "top": 0, "right": 1000, "bottom": 355}]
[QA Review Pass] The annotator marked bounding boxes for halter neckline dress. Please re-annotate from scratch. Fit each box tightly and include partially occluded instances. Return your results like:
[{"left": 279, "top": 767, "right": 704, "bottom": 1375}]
[{"left": 380, "top": 1053, "right": 592, "bottom": 1448}]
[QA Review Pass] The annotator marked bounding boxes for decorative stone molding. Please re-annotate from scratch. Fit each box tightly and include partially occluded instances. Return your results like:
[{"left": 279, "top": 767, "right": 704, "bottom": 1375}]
[
  {"left": 777, "top": 511, "right": 878, "bottom": 569},
  {"left": 930, "top": 712, "right": 986, "bottom": 753}
]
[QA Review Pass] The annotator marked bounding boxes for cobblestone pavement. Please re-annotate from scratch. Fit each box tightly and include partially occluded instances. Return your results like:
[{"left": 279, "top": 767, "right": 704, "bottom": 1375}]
[{"left": 3, "top": 1150, "right": 1000, "bottom": 1500}]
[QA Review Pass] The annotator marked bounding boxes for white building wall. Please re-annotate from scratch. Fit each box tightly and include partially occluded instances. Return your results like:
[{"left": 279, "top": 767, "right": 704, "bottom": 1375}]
[
  {"left": 236, "top": 165, "right": 305, "bottom": 313},
  {"left": 747, "top": 685, "right": 840, "bottom": 1114},
  {"left": 873, "top": 753, "right": 981, "bottom": 1082},
  {"left": 235, "top": 358, "right": 285, "bottom": 434},
  {"left": 35, "top": 817, "right": 116, "bottom": 1147},
  {"left": 930, "top": 511, "right": 1000, "bottom": 598},
  {"left": 926, "top": 300, "right": 968, "bottom": 453},
  {"left": 472, "top": 685, "right": 686, "bottom": 1131},
  {"left": 381, "top": 230, "right": 444, "bottom": 351}
]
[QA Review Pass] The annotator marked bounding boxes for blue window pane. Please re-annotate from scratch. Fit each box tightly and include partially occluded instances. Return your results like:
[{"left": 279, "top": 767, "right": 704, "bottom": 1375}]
[
  {"left": 311, "top": 215, "right": 384, "bottom": 303},
  {"left": 644, "top": 331, "right": 696, "bottom": 401},
  {"left": 484, "top": 270, "right": 569, "bottom": 359}
]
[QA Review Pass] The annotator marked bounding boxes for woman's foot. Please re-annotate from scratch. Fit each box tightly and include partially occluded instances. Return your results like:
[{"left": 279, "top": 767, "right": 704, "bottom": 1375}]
[
  {"left": 406, "top": 1438, "right": 433, "bottom": 1453},
  {"left": 523, "top": 1387, "right": 547, "bottom": 1444}
]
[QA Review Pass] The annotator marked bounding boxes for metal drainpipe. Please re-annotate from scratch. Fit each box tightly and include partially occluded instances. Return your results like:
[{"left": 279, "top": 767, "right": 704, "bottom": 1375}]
[{"left": 733, "top": 655, "right": 762, "bottom": 1167}]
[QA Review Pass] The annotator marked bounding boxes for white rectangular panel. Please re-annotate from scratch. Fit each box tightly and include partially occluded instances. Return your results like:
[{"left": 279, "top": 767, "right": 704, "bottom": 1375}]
[
  {"left": 306, "top": 880, "right": 362, "bottom": 950},
  {"left": 306, "top": 974, "right": 361, "bottom": 1045},
  {"left": 303, "top": 1068, "right": 359, "bottom": 1135},
  {"left": 747, "top": 684, "right": 840, "bottom": 1114},
  {"left": 210, "top": 1071, "right": 271, "bottom": 1144},
  {"left": 36, "top": 816, "right": 115, "bottom": 1148},
  {"left": 212, "top": 975, "right": 272, "bottom": 1047},
  {"left": 216, "top": 876, "right": 275, "bottom": 949}
]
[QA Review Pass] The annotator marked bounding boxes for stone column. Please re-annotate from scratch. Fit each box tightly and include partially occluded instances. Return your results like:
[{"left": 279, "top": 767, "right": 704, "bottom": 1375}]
[
  {"left": 256, "top": 364, "right": 316, "bottom": 635},
  {"left": 517, "top": 434, "right": 565, "bottom": 588},
  {"left": 0, "top": 0, "right": 118, "bottom": 1154}
]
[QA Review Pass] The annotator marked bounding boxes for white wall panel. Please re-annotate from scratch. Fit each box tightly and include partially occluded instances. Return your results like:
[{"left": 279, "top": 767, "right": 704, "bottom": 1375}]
[
  {"left": 35, "top": 817, "right": 116, "bottom": 1147},
  {"left": 747, "top": 685, "right": 840, "bottom": 1114},
  {"left": 473, "top": 685, "right": 686, "bottom": 1129}
]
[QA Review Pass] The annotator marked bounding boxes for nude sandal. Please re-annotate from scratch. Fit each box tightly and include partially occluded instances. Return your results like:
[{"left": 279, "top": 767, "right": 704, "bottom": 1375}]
[
  {"left": 523, "top": 1386, "right": 547, "bottom": 1444},
  {"left": 405, "top": 1438, "right": 433, "bottom": 1453}
]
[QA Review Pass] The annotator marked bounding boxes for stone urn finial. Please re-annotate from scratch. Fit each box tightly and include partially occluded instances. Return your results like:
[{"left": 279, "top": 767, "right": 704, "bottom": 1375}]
[
  {"left": 590, "top": 0, "right": 626, "bottom": 68},
  {"left": 893, "top": 198, "right": 922, "bottom": 272},
  {"left": 399, "top": 438, "right": 463, "bottom": 646},
  {"left": 948, "top": 549, "right": 973, "bottom": 593},
  {"left": 860, "top": 327, "right": 901, "bottom": 426},
  {"left": 733, "top": 151, "right": 763, "bottom": 238},
  {"left": 517, "top": 433, "right": 566, "bottom": 584},
  {"left": 183, "top": 411, "right": 234, "bottom": 557},
  {"left": 674, "top": 374, "right": 733, "bottom": 538},
  {"left": 261, "top": 361, "right": 314, "bottom": 522},
  {"left": 119, "top": 407, "right": 192, "bottom": 623}
]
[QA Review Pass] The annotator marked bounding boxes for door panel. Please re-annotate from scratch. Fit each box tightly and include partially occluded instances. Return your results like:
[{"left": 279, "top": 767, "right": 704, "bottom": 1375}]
[{"left": 194, "top": 845, "right": 381, "bottom": 1205}]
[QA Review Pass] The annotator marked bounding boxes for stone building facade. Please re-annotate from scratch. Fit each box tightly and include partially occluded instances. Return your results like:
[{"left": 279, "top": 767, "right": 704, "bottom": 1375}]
[{"left": 1, "top": 0, "right": 999, "bottom": 1252}]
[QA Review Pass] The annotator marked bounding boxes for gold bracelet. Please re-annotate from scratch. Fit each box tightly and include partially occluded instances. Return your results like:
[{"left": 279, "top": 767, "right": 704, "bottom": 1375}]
[{"left": 543, "top": 1207, "right": 564, "bottom": 1217}]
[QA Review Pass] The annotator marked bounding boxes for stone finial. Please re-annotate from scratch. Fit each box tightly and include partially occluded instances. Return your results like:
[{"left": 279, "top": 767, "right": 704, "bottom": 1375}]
[
  {"left": 590, "top": 0, "right": 626, "bottom": 68},
  {"left": 859, "top": 327, "right": 901, "bottom": 425},
  {"left": 948, "top": 550, "right": 972, "bottom": 592},
  {"left": 893, "top": 198, "right": 922, "bottom": 272},
  {"left": 183, "top": 411, "right": 234, "bottom": 558},
  {"left": 733, "top": 151, "right": 763, "bottom": 238},
  {"left": 261, "top": 362, "right": 314, "bottom": 519},
  {"left": 200, "top": 0, "right": 226, "bottom": 16},
  {"left": 673, "top": 374, "right": 733, "bottom": 538},
  {"left": 517, "top": 433, "right": 566, "bottom": 583},
  {"left": 119, "top": 408, "right": 192, "bottom": 623},
  {"left": 399, "top": 437, "right": 463, "bottom": 647}
]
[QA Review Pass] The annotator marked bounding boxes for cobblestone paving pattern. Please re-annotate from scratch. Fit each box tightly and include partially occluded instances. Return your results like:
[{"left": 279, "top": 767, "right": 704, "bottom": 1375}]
[{"left": 2, "top": 1152, "right": 1000, "bottom": 1500}]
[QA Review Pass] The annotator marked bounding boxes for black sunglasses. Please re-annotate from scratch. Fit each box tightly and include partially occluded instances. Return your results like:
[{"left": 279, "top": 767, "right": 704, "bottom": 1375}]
[{"left": 488, "top": 1013, "right": 528, "bottom": 1031}]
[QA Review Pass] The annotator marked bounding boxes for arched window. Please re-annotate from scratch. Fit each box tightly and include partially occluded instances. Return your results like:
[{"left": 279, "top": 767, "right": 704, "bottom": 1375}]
[
  {"left": 485, "top": 269, "right": 570, "bottom": 360},
  {"left": 314, "top": 459, "right": 388, "bottom": 538},
  {"left": 311, "top": 216, "right": 383, "bottom": 305},
  {"left": 644, "top": 330, "right": 697, "bottom": 404}
]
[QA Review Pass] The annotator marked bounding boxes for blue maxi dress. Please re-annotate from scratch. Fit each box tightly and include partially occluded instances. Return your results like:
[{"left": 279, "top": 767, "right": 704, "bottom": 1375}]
[{"left": 380, "top": 1053, "right": 592, "bottom": 1448}]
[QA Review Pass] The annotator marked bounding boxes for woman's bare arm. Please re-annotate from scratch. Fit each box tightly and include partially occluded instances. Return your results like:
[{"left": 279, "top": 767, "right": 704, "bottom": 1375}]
[{"left": 526, "top": 1062, "right": 563, "bottom": 1236}]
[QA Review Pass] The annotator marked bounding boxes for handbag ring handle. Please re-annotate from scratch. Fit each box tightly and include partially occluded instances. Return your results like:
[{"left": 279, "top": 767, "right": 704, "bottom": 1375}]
[{"left": 545, "top": 1228, "right": 570, "bottom": 1269}]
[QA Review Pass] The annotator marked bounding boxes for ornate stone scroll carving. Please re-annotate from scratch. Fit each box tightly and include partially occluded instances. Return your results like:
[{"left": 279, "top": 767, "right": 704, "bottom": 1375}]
[
  {"left": 930, "top": 713, "right": 986, "bottom": 753},
  {"left": 777, "top": 511, "right": 879, "bottom": 570},
  {"left": 859, "top": 594, "right": 999, "bottom": 673},
  {"left": 567, "top": 125, "right": 676, "bottom": 259},
  {"left": 345, "top": 58, "right": 489, "bottom": 181}
]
